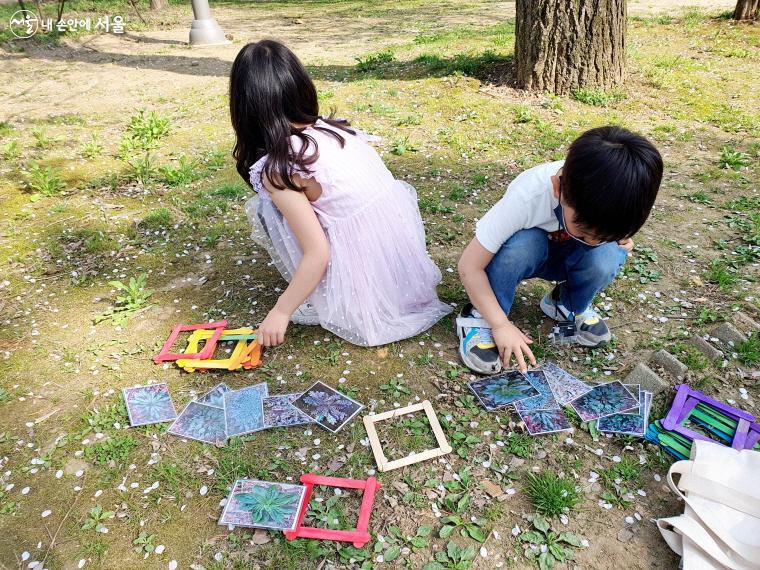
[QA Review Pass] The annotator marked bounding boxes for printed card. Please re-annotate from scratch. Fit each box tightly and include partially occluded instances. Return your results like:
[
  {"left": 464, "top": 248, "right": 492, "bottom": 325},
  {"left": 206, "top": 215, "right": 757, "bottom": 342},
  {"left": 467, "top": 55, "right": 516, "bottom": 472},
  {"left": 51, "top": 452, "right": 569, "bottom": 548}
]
[
  {"left": 263, "top": 393, "right": 313, "bottom": 428},
  {"left": 168, "top": 401, "right": 226, "bottom": 445},
  {"left": 224, "top": 384, "right": 268, "bottom": 437},
  {"left": 542, "top": 362, "right": 592, "bottom": 405},
  {"left": 468, "top": 371, "right": 540, "bottom": 411},
  {"left": 515, "top": 370, "right": 560, "bottom": 412},
  {"left": 571, "top": 380, "right": 639, "bottom": 422},
  {"left": 197, "top": 383, "right": 231, "bottom": 408},
  {"left": 518, "top": 408, "right": 573, "bottom": 435},
  {"left": 218, "top": 479, "right": 307, "bottom": 531},
  {"left": 291, "top": 381, "right": 363, "bottom": 433},
  {"left": 123, "top": 383, "right": 177, "bottom": 427}
]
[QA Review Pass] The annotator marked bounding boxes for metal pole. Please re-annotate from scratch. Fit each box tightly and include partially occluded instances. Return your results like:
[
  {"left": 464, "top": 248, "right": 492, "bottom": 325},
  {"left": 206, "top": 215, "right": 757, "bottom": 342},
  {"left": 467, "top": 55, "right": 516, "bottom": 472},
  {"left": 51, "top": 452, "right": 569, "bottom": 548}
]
[{"left": 189, "top": 0, "right": 228, "bottom": 46}]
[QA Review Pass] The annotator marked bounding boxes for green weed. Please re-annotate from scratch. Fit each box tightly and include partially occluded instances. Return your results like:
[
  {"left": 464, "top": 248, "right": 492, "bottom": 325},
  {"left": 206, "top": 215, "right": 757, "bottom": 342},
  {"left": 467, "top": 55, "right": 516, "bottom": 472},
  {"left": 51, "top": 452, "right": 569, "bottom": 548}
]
[
  {"left": 525, "top": 471, "right": 580, "bottom": 517},
  {"left": 719, "top": 146, "right": 749, "bottom": 170},
  {"left": 25, "top": 163, "right": 65, "bottom": 196},
  {"left": 518, "top": 514, "right": 585, "bottom": 569},
  {"left": 94, "top": 273, "right": 153, "bottom": 326}
]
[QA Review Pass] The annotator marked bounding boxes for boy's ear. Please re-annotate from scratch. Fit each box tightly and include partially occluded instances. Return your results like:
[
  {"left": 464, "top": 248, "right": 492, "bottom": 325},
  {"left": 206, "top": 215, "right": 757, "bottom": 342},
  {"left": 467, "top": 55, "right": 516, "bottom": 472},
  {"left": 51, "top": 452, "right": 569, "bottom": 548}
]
[{"left": 550, "top": 174, "right": 561, "bottom": 199}]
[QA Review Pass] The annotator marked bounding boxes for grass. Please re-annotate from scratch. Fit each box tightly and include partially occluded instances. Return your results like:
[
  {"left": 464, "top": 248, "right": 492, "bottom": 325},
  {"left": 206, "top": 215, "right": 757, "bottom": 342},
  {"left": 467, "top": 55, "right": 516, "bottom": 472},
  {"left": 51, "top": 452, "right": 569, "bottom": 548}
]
[
  {"left": 1, "top": 2, "right": 759, "bottom": 568},
  {"left": 571, "top": 88, "right": 626, "bottom": 107},
  {"left": 737, "top": 334, "right": 760, "bottom": 366},
  {"left": 525, "top": 471, "right": 580, "bottom": 517}
]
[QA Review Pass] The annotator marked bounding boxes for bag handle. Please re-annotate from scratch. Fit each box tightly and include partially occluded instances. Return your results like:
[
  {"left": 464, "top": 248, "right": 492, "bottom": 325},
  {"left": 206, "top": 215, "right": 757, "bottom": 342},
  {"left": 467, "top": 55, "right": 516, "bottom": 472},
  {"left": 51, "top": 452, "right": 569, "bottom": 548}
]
[
  {"left": 657, "top": 515, "right": 755, "bottom": 569},
  {"left": 667, "top": 460, "right": 760, "bottom": 564}
]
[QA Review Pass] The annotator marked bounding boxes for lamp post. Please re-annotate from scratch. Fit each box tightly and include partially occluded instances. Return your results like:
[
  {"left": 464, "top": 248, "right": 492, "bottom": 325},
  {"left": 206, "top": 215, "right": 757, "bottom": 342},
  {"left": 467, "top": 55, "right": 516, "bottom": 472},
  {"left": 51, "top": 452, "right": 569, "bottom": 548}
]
[{"left": 189, "top": 0, "right": 229, "bottom": 46}]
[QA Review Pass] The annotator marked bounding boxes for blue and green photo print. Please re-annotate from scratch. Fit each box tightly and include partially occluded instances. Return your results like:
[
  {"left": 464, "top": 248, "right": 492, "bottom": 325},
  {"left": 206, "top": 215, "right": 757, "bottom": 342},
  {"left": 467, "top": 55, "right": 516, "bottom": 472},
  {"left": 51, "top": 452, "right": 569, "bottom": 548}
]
[
  {"left": 224, "top": 383, "right": 268, "bottom": 437},
  {"left": 168, "top": 401, "right": 226, "bottom": 445},
  {"left": 219, "top": 479, "right": 307, "bottom": 531},
  {"left": 570, "top": 381, "right": 639, "bottom": 422},
  {"left": 468, "top": 371, "right": 540, "bottom": 411},
  {"left": 123, "top": 383, "right": 177, "bottom": 427}
]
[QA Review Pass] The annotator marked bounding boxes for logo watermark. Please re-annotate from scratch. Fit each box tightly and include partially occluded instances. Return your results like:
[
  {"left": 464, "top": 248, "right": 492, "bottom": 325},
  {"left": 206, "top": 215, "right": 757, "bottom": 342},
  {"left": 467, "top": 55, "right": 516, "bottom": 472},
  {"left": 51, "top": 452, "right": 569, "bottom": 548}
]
[{"left": 8, "top": 10, "right": 125, "bottom": 39}]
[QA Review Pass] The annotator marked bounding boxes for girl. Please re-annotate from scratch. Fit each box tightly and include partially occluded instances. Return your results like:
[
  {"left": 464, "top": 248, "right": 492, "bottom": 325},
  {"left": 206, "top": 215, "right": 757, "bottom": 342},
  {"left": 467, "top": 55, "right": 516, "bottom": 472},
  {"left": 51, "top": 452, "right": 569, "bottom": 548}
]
[{"left": 229, "top": 40, "right": 451, "bottom": 348}]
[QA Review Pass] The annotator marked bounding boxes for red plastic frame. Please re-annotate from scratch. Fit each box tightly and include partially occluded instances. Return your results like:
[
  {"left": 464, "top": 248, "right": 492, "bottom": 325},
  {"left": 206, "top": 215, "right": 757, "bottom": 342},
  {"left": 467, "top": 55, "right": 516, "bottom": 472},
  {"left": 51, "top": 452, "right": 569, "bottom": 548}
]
[
  {"left": 283, "top": 474, "right": 380, "bottom": 547},
  {"left": 152, "top": 320, "right": 228, "bottom": 364}
]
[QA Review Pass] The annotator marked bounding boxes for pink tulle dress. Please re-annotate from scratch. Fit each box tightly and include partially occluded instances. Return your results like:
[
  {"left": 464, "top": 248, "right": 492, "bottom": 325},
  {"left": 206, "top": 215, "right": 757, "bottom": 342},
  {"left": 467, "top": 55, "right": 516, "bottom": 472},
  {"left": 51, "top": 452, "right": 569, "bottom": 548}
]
[{"left": 245, "top": 119, "right": 452, "bottom": 347}]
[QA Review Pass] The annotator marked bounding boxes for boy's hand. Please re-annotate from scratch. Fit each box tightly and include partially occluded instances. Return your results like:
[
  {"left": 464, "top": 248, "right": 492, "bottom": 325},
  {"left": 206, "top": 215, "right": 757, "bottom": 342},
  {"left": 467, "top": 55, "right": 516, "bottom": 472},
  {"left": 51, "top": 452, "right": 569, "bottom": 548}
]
[
  {"left": 492, "top": 321, "right": 536, "bottom": 373},
  {"left": 259, "top": 308, "right": 290, "bottom": 347},
  {"left": 618, "top": 238, "right": 634, "bottom": 253}
]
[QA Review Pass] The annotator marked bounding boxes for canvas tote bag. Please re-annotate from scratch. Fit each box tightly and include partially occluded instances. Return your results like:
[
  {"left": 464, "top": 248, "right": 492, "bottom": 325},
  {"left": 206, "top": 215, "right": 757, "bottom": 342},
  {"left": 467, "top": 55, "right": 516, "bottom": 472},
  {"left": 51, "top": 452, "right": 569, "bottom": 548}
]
[{"left": 657, "top": 439, "right": 760, "bottom": 569}]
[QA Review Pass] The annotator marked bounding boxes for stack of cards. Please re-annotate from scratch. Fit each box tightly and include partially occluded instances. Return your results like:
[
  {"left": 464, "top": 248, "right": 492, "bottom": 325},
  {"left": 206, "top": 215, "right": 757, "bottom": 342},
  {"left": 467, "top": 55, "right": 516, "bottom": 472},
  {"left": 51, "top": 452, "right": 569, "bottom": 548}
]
[
  {"left": 469, "top": 363, "right": 649, "bottom": 438},
  {"left": 166, "top": 380, "right": 364, "bottom": 445},
  {"left": 596, "top": 385, "right": 653, "bottom": 437},
  {"left": 167, "top": 382, "right": 267, "bottom": 445},
  {"left": 219, "top": 479, "right": 307, "bottom": 531},
  {"left": 468, "top": 370, "right": 572, "bottom": 435}
]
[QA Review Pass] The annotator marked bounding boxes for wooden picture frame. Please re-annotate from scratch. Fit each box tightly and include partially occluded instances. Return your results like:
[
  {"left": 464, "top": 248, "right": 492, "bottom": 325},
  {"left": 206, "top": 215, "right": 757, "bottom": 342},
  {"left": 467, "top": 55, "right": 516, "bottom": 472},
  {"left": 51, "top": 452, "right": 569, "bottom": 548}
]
[
  {"left": 363, "top": 400, "right": 452, "bottom": 472},
  {"left": 152, "top": 320, "right": 228, "bottom": 364},
  {"left": 176, "top": 328, "right": 259, "bottom": 372}
]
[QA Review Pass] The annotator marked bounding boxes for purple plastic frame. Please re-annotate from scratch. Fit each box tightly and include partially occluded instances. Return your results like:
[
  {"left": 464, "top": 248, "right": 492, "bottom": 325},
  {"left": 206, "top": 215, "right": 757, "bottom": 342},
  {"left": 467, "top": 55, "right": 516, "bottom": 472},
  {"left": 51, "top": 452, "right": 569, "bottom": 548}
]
[{"left": 661, "top": 384, "right": 756, "bottom": 450}]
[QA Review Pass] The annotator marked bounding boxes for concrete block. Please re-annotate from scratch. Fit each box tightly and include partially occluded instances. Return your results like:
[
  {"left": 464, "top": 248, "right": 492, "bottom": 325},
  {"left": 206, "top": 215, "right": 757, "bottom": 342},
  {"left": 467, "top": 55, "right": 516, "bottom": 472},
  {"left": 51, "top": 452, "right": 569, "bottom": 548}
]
[
  {"left": 733, "top": 311, "right": 760, "bottom": 334},
  {"left": 649, "top": 350, "right": 687, "bottom": 380},
  {"left": 711, "top": 322, "right": 748, "bottom": 347},
  {"left": 625, "top": 362, "right": 669, "bottom": 395},
  {"left": 687, "top": 335, "right": 723, "bottom": 361}
]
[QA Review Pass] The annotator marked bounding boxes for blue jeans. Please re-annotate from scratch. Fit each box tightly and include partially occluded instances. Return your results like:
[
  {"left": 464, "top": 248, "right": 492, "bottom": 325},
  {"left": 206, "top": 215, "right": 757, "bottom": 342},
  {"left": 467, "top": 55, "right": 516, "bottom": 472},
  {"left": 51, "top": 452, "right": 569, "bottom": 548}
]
[{"left": 485, "top": 228, "right": 628, "bottom": 315}]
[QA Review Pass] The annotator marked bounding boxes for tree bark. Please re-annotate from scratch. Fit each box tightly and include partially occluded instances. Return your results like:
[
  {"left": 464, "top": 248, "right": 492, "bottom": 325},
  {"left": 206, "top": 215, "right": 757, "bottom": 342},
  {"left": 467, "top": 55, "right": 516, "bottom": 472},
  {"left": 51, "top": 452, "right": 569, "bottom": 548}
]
[
  {"left": 515, "top": 0, "right": 626, "bottom": 95},
  {"left": 733, "top": 0, "right": 759, "bottom": 20},
  {"left": 150, "top": 0, "right": 169, "bottom": 9}
]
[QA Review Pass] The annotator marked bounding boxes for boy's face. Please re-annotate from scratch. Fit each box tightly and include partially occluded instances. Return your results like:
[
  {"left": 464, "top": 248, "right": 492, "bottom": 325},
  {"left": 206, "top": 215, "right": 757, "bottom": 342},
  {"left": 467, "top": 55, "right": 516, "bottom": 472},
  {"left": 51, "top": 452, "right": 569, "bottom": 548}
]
[{"left": 550, "top": 170, "right": 607, "bottom": 246}]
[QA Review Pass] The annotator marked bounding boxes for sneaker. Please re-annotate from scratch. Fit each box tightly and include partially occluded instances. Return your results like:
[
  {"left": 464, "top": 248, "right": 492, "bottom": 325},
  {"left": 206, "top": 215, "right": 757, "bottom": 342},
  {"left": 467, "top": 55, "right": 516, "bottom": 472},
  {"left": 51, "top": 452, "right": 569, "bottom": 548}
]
[
  {"left": 290, "top": 302, "right": 320, "bottom": 325},
  {"left": 540, "top": 285, "right": 611, "bottom": 348},
  {"left": 456, "top": 303, "right": 502, "bottom": 374}
]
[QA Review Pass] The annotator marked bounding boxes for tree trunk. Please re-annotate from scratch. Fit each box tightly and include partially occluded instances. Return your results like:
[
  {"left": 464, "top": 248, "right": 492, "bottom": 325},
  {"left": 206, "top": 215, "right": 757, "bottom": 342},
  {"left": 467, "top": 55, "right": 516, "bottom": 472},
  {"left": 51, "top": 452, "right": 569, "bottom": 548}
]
[
  {"left": 150, "top": 0, "right": 169, "bottom": 9},
  {"left": 733, "top": 0, "right": 759, "bottom": 20},
  {"left": 515, "top": 0, "right": 626, "bottom": 95}
]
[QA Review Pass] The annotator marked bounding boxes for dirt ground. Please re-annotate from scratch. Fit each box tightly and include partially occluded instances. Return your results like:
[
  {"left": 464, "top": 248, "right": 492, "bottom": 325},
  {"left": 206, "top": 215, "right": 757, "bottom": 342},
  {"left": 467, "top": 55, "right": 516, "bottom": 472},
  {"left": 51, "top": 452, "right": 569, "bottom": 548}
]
[{"left": 0, "top": 1, "right": 758, "bottom": 569}]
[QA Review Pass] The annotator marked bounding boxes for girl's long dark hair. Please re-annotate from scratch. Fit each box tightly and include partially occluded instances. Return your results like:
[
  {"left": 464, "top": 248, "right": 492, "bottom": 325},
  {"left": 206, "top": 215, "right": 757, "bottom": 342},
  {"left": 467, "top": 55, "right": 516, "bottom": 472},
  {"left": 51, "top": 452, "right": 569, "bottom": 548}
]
[{"left": 229, "top": 40, "right": 354, "bottom": 191}]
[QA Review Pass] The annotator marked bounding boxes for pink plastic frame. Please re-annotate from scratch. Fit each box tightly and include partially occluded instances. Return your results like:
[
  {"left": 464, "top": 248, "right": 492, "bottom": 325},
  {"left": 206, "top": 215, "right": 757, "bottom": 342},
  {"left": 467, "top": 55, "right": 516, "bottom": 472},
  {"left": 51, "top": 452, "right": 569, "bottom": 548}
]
[
  {"left": 152, "top": 320, "right": 228, "bottom": 364},
  {"left": 283, "top": 474, "right": 380, "bottom": 547}
]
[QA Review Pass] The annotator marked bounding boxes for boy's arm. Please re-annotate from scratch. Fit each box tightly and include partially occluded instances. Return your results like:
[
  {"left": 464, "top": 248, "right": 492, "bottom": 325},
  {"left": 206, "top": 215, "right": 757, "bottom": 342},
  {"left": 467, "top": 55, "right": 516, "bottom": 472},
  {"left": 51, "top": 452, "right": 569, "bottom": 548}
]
[
  {"left": 457, "top": 239, "right": 509, "bottom": 329},
  {"left": 458, "top": 238, "right": 536, "bottom": 372}
]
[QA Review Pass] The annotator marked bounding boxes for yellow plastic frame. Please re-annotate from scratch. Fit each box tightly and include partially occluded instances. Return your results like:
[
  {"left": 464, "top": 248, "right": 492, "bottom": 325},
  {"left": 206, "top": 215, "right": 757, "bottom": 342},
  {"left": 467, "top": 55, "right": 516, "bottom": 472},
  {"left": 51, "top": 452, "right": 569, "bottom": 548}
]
[{"left": 176, "top": 328, "right": 259, "bottom": 372}]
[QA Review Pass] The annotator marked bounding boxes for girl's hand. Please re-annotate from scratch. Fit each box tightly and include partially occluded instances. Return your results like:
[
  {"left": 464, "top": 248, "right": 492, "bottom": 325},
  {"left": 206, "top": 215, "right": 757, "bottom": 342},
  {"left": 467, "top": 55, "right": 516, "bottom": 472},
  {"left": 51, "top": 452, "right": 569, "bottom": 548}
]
[
  {"left": 259, "top": 308, "right": 290, "bottom": 347},
  {"left": 617, "top": 238, "right": 634, "bottom": 253},
  {"left": 492, "top": 321, "right": 536, "bottom": 373}
]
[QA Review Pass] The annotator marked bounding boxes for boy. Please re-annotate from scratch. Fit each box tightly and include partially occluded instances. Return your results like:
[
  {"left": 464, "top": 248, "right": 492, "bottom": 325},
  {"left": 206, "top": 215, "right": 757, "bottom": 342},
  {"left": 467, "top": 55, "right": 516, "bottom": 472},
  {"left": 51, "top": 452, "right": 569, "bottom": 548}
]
[{"left": 457, "top": 126, "right": 663, "bottom": 374}]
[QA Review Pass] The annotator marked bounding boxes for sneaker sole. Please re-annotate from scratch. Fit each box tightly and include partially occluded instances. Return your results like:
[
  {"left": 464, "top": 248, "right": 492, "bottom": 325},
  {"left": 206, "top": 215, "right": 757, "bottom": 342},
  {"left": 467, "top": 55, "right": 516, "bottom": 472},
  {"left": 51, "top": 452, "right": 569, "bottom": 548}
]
[
  {"left": 290, "top": 314, "right": 320, "bottom": 325},
  {"left": 539, "top": 297, "right": 564, "bottom": 322},
  {"left": 456, "top": 315, "right": 502, "bottom": 375}
]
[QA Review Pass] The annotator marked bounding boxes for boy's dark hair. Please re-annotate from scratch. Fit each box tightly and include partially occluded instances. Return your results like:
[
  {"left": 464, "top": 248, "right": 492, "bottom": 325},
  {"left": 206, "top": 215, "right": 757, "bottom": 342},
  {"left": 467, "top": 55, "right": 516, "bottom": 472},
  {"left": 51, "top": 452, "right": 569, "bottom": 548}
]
[{"left": 562, "top": 126, "right": 663, "bottom": 241}]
